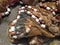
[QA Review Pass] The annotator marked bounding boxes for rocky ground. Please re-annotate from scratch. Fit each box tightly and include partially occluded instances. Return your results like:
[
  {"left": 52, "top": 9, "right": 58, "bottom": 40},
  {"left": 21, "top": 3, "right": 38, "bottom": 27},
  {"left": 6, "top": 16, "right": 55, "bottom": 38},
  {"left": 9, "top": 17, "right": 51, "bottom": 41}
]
[{"left": 0, "top": 5, "right": 60, "bottom": 45}]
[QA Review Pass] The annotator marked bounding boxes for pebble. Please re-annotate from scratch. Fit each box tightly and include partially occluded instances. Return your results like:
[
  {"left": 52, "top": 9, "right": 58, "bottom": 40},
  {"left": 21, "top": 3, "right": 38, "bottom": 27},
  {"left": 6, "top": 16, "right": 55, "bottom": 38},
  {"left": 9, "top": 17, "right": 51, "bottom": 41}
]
[
  {"left": 7, "top": 8, "right": 11, "bottom": 12},
  {"left": 28, "top": 6, "right": 32, "bottom": 8},
  {"left": 30, "top": 40, "right": 36, "bottom": 44},
  {"left": 20, "top": 10, "right": 25, "bottom": 12},
  {"left": 34, "top": 9, "right": 37, "bottom": 12},
  {"left": 4, "top": 11, "right": 9, "bottom": 15},
  {"left": 9, "top": 26, "right": 15, "bottom": 32},
  {"left": 27, "top": 11, "right": 31, "bottom": 14},
  {"left": 12, "top": 35, "right": 17, "bottom": 39},
  {"left": 46, "top": 7, "right": 51, "bottom": 10},
  {"left": 32, "top": 15, "right": 36, "bottom": 18},
  {"left": 17, "top": 15, "right": 20, "bottom": 19},
  {"left": 12, "top": 19, "right": 17, "bottom": 24},
  {"left": 52, "top": 11, "right": 56, "bottom": 15},
  {"left": 39, "top": 17, "right": 43, "bottom": 20},
  {"left": 21, "top": 7, "right": 25, "bottom": 9},
  {"left": 26, "top": 27, "right": 31, "bottom": 33},
  {"left": 36, "top": 18, "right": 39, "bottom": 22},
  {"left": 41, "top": 24, "right": 46, "bottom": 28}
]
